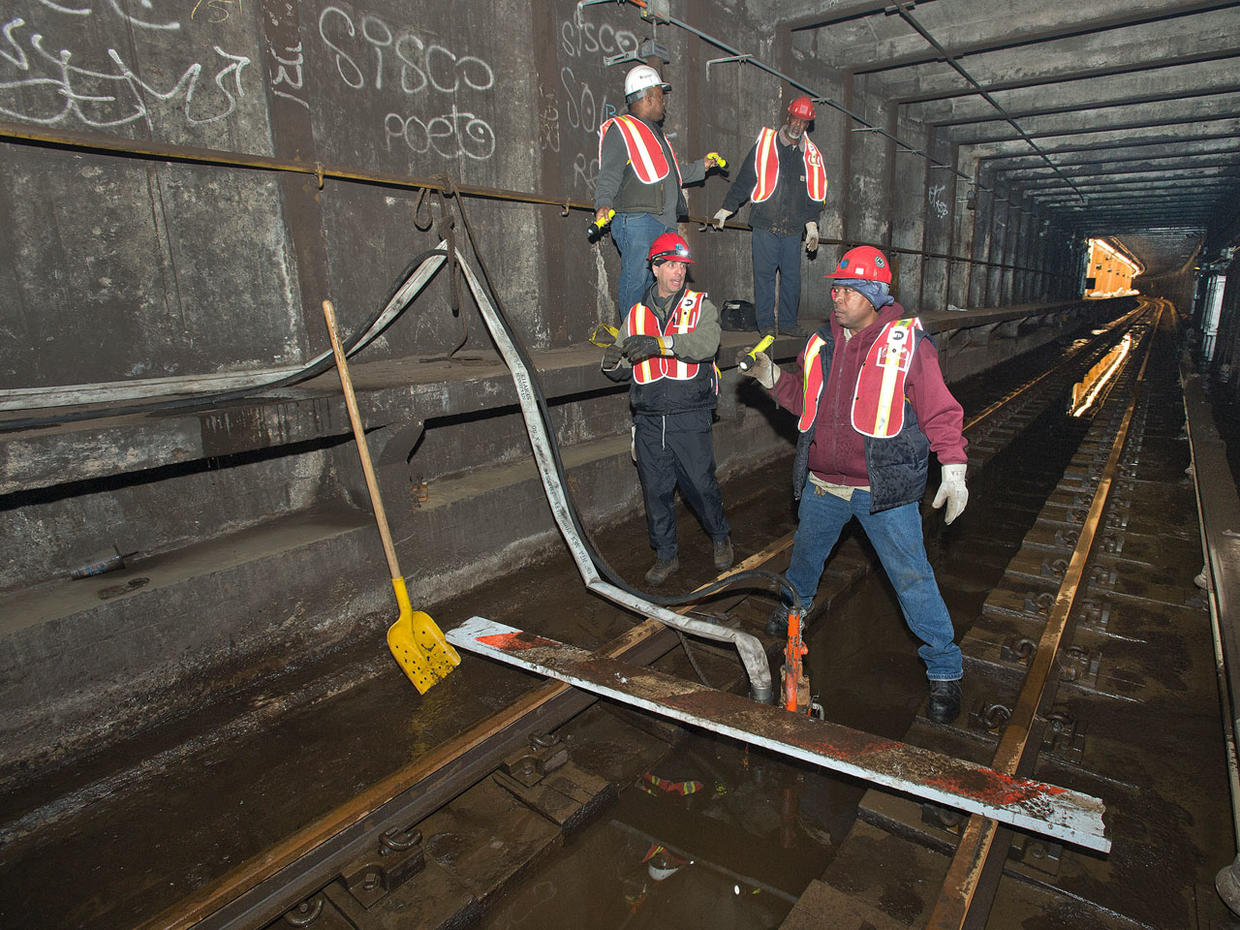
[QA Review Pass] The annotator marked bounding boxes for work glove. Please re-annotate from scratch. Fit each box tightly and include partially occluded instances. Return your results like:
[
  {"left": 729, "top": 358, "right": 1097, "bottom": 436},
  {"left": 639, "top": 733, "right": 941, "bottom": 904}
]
[
  {"left": 602, "top": 343, "right": 624, "bottom": 370},
  {"left": 623, "top": 334, "right": 662, "bottom": 363},
  {"left": 932, "top": 463, "right": 968, "bottom": 525},
  {"left": 738, "top": 348, "right": 779, "bottom": 390},
  {"left": 713, "top": 208, "right": 732, "bottom": 230},
  {"left": 804, "top": 221, "right": 819, "bottom": 252}
]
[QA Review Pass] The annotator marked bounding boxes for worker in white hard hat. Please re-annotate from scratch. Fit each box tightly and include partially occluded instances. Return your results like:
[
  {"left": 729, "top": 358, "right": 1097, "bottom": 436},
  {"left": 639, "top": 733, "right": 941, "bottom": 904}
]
[
  {"left": 594, "top": 64, "right": 724, "bottom": 320},
  {"left": 713, "top": 95, "right": 828, "bottom": 336}
]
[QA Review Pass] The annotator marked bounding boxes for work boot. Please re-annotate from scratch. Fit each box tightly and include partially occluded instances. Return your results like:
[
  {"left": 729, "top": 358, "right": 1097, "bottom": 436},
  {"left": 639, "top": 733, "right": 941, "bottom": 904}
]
[
  {"left": 644, "top": 556, "right": 679, "bottom": 587},
  {"left": 713, "top": 536, "right": 734, "bottom": 572},
  {"left": 766, "top": 602, "right": 791, "bottom": 637},
  {"left": 927, "top": 679, "right": 963, "bottom": 724}
]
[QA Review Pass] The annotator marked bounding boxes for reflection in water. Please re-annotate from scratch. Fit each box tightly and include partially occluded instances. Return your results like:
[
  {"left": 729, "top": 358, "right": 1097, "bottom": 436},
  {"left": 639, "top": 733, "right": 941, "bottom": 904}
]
[
  {"left": 478, "top": 737, "right": 841, "bottom": 929},
  {"left": 1069, "top": 333, "right": 1132, "bottom": 417}
]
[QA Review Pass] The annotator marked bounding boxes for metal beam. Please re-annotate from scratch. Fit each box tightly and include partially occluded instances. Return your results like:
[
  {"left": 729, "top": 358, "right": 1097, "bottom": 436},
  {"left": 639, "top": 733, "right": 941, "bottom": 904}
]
[
  {"left": 927, "top": 84, "right": 1240, "bottom": 128},
  {"left": 976, "top": 127, "right": 1240, "bottom": 162},
  {"left": 951, "top": 109, "right": 1240, "bottom": 145},
  {"left": 448, "top": 618, "right": 1112, "bottom": 853},
  {"left": 849, "top": 0, "right": 1238, "bottom": 75},
  {"left": 892, "top": 46, "right": 1240, "bottom": 105}
]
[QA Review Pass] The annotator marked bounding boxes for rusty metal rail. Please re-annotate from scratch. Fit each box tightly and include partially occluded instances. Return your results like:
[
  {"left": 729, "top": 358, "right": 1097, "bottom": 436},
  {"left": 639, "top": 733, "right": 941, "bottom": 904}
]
[
  {"left": 926, "top": 303, "right": 1161, "bottom": 928},
  {"left": 0, "top": 118, "right": 1057, "bottom": 277},
  {"left": 448, "top": 617, "right": 1109, "bottom": 850}
]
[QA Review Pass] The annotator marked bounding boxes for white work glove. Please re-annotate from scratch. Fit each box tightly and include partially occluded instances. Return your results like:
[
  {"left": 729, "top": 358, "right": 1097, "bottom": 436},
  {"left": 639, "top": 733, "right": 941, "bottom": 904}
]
[
  {"left": 739, "top": 350, "right": 779, "bottom": 390},
  {"left": 932, "top": 463, "right": 968, "bottom": 525},
  {"left": 713, "top": 208, "right": 732, "bottom": 230},
  {"left": 804, "top": 221, "right": 819, "bottom": 252}
]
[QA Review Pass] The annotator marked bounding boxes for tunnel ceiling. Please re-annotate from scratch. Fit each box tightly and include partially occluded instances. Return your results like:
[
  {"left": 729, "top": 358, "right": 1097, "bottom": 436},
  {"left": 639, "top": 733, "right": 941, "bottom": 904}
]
[{"left": 772, "top": 0, "right": 1240, "bottom": 278}]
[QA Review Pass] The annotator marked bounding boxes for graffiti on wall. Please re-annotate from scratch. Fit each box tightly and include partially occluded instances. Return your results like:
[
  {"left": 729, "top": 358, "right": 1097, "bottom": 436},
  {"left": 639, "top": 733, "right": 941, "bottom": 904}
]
[
  {"left": 0, "top": 1, "right": 505, "bottom": 161},
  {"left": 555, "top": 9, "right": 638, "bottom": 194},
  {"left": 0, "top": 4, "right": 250, "bottom": 129},
  {"left": 317, "top": 5, "right": 497, "bottom": 161}
]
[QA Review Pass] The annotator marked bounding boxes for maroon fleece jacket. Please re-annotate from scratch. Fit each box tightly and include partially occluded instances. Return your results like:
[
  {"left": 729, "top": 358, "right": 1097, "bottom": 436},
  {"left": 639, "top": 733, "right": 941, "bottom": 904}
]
[{"left": 770, "top": 302, "right": 967, "bottom": 486}]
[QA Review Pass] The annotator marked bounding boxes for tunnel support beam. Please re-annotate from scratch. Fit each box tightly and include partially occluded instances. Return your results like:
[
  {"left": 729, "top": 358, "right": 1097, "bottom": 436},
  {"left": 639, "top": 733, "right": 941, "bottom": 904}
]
[{"left": 448, "top": 617, "right": 1110, "bottom": 853}]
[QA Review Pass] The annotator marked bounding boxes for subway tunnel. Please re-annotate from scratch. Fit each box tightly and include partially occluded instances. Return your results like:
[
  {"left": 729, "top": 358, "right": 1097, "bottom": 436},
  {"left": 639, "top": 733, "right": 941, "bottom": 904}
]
[{"left": 2, "top": 1, "right": 1240, "bottom": 928}]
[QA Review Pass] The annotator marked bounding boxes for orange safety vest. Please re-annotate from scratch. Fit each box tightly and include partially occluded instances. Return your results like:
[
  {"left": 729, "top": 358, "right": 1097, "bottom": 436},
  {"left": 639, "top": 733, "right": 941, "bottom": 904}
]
[
  {"left": 598, "top": 114, "right": 683, "bottom": 186},
  {"left": 751, "top": 128, "right": 828, "bottom": 204},
  {"left": 627, "top": 290, "right": 711, "bottom": 384},
  {"left": 798, "top": 318, "right": 922, "bottom": 438}
]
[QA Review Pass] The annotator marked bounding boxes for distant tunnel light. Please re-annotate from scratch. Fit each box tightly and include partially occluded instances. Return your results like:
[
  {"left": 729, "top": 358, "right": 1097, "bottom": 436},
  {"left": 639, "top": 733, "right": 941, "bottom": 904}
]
[
  {"left": 1069, "top": 333, "right": 1132, "bottom": 417},
  {"left": 1084, "top": 239, "right": 1142, "bottom": 299}
]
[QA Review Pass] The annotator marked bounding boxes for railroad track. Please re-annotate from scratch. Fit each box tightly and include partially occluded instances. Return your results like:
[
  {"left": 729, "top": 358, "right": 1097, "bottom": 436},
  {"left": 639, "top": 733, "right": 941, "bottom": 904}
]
[
  {"left": 816, "top": 299, "right": 1224, "bottom": 929},
  {"left": 135, "top": 300, "right": 1218, "bottom": 930}
]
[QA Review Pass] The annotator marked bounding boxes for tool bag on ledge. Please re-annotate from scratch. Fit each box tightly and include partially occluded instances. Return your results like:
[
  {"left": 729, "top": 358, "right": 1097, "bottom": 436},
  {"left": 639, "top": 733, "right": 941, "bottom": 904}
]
[{"left": 720, "top": 299, "right": 756, "bottom": 332}]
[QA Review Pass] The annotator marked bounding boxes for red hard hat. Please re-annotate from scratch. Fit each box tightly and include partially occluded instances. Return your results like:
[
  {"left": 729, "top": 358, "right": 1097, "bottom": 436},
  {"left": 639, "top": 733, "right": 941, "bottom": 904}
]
[
  {"left": 788, "top": 95, "right": 815, "bottom": 121},
  {"left": 648, "top": 232, "right": 694, "bottom": 265},
  {"left": 826, "top": 245, "right": 892, "bottom": 284}
]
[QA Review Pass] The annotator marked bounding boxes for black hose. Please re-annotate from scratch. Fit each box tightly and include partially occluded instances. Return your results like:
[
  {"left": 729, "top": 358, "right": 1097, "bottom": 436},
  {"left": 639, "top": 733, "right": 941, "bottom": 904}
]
[{"left": 0, "top": 248, "right": 450, "bottom": 434}]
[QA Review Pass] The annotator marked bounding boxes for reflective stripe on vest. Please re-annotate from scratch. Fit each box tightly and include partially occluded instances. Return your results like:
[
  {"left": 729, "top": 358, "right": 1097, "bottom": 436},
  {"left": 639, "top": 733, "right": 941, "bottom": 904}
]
[
  {"left": 850, "top": 318, "right": 923, "bottom": 438},
  {"left": 803, "top": 137, "right": 827, "bottom": 202},
  {"left": 797, "top": 333, "right": 829, "bottom": 433},
  {"left": 750, "top": 129, "right": 829, "bottom": 204},
  {"left": 628, "top": 291, "right": 705, "bottom": 383},
  {"left": 598, "top": 115, "right": 681, "bottom": 186}
]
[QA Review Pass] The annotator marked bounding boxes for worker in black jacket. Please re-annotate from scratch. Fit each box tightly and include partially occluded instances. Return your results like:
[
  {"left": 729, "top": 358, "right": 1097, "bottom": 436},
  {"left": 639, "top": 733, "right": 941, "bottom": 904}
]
[
  {"left": 602, "top": 233, "right": 733, "bottom": 587},
  {"left": 714, "top": 95, "right": 828, "bottom": 335}
]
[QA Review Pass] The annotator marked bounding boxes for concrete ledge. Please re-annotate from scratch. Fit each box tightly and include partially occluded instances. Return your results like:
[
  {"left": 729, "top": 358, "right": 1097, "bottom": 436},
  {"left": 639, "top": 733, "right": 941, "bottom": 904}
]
[{"left": 0, "top": 300, "right": 1130, "bottom": 494}]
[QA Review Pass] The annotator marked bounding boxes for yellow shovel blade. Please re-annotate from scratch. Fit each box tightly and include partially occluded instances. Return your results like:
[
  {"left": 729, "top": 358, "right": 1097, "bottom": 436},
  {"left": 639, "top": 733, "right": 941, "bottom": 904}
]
[{"left": 386, "top": 578, "right": 461, "bottom": 694}]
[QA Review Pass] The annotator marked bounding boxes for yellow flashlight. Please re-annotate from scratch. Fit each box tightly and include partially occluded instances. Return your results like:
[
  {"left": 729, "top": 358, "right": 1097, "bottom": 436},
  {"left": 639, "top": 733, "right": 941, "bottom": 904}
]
[{"left": 738, "top": 334, "right": 776, "bottom": 372}]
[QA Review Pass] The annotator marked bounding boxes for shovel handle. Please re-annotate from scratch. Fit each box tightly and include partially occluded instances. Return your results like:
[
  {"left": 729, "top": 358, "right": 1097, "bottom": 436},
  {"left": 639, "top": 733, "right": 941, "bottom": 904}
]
[{"left": 321, "top": 299, "right": 403, "bottom": 581}]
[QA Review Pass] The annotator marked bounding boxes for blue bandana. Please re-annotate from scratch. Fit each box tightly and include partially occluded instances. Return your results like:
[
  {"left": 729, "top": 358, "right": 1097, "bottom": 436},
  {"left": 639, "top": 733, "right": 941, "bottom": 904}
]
[{"left": 834, "top": 278, "right": 893, "bottom": 309}]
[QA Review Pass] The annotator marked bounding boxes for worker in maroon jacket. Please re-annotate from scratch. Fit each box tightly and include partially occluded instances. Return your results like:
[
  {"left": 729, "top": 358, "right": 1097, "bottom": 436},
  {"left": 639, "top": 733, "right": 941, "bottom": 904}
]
[{"left": 740, "top": 246, "right": 969, "bottom": 723}]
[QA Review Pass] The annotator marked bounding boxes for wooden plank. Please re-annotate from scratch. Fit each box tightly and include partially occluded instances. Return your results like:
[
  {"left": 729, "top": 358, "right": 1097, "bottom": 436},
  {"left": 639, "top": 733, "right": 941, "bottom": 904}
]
[{"left": 448, "top": 617, "right": 1111, "bottom": 853}]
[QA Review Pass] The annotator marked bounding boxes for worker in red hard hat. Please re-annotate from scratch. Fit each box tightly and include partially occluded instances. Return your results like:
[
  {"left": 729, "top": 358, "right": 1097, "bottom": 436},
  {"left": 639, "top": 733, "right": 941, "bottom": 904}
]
[
  {"left": 601, "top": 232, "right": 732, "bottom": 587},
  {"left": 738, "top": 246, "right": 969, "bottom": 724},
  {"left": 713, "top": 94, "right": 827, "bottom": 335},
  {"left": 594, "top": 65, "right": 725, "bottom": 320}
]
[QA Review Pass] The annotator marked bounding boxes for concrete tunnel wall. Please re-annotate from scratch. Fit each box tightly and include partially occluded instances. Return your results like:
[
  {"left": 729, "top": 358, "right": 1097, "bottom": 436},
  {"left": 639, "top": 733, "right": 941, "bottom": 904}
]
[{"left": 0, "top": 0, "right": 1092, "bottom": 775}]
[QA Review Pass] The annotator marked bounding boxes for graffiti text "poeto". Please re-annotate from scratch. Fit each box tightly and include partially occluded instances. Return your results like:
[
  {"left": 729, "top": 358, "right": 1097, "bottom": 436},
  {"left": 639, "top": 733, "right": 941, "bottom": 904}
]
[{"left": 384, "top": 106, "right": 495, "bottom": 161}]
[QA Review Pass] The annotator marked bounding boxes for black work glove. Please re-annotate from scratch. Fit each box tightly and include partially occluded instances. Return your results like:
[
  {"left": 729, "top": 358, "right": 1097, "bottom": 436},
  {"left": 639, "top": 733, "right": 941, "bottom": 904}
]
[
  {"left": 602, "top": 343, "right": 624, "bottom": 369},
  {"left": 623, "top": 334, "right": 661, "bottom": 363}
]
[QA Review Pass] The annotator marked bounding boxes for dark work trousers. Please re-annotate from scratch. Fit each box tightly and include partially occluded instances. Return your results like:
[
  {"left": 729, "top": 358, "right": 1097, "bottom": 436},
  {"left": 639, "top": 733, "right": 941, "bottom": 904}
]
[
  {"left": 752, "top": 227, "right": 803, "bottom": 333},
  {"left": 633, "top": 408, "right": 731, "bottom": 560}
]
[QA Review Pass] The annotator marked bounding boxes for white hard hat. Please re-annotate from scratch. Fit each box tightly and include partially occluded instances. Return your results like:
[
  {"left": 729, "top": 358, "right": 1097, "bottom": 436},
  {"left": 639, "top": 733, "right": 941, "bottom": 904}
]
[
  {"left": 647, "top": 861, "right": 681, "bottom": 882},
  {"left": 625, "top": 64, "right": 670, "bottom": 97}
]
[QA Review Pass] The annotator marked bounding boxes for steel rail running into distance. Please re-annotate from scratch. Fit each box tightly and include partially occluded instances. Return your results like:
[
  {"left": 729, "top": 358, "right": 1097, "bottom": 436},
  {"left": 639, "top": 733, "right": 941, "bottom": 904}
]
[
  {"left": 926, "top": 304, "right": 1162, "bottom": 928},
  {"left": 138, "top": 302, "right": 1147, "bottom": 929}
]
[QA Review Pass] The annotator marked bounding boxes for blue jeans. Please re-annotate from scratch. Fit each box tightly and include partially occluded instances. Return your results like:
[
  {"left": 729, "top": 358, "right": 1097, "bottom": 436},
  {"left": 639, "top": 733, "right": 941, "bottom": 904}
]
[
  {"left": 611, "top": 212, "right": 674, "bottom": 320},
  {"left": 785, "top": 486, "right": 962, "bottom": 681},
  {"left": 752, "top": 228, "right": 802, "bottom": 332}
]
